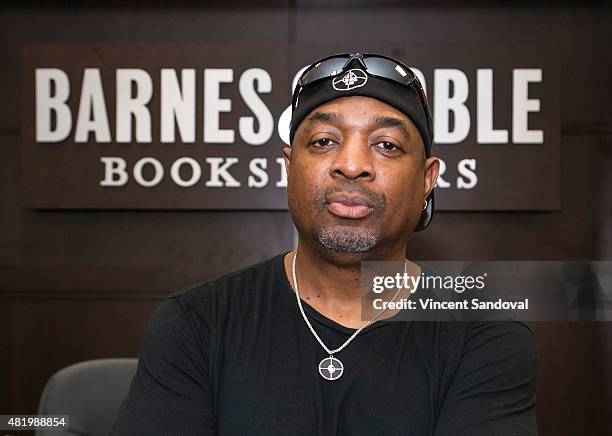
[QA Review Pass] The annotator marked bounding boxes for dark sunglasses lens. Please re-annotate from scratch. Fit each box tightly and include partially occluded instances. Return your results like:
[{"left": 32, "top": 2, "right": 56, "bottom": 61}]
[
  {"left": 300, "top": 57, "right": 349, "bottom": 86},
  {"left": 366, "top": 57, "right": 429, "bottom": 107},
  {"left": 363, "top": 57, "right": 415, "bottom": 85}
]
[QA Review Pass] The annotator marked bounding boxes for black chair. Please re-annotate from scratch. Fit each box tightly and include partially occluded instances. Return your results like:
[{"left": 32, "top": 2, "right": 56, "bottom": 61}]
[{"left": 35, "top": 358, "right": 138, "bottom": 436}]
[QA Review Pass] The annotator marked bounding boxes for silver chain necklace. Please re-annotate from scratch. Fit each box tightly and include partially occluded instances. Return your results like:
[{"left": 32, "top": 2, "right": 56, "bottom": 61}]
[{"left": 291, "top": 251, "right": 406, "bottom": 381}]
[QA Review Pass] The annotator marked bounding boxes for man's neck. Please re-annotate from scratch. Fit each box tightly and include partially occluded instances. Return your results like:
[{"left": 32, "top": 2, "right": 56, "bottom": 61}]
[{"left": 283, "top": 239, "right": 419, "bottom": 329}]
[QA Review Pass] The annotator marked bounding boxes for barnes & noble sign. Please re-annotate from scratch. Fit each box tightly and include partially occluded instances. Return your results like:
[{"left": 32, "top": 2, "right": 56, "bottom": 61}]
[{"left": 21, "top": 43, "right": 560, "bottom": 210}]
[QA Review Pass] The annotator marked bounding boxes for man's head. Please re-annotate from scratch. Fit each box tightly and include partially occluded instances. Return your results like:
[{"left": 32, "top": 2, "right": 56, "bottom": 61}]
[{"left": 283, "top": 53, "right": 439, "bottom": 255}]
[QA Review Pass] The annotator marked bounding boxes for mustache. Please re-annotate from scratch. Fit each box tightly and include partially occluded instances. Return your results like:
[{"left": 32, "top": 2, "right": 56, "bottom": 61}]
[{"left": 319, "top": 183, "right": 386, "bottom": 210}]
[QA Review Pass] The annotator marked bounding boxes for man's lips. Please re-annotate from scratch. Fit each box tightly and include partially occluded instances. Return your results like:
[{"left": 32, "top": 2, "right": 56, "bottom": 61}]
[
  {"left": 325, "top": 193, "right": 376, "bottom": 219},
  {"left": 327, "top": 203, "right": 373, "bottom": 219}
]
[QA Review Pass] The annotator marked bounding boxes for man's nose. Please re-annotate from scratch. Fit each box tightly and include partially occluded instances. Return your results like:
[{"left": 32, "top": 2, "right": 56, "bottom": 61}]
[{"left": 329, "top": 134, "right": 375, "bottom": 181}]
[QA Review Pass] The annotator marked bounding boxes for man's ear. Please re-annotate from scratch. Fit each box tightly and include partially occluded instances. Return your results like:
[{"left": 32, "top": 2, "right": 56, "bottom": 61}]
[
  {"left": 282, "top": 146, "right": 292, "bottom": 179},
  {"left": 424, "top": 156, "right": 440, "bottom": 198}
]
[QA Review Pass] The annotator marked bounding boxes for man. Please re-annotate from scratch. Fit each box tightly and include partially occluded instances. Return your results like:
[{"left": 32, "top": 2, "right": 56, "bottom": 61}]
[{"left": 112, "top": 53, "right": 537, "bottom": 435}]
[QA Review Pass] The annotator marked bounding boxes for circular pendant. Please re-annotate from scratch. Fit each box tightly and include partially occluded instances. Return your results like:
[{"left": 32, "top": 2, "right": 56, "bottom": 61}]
[{"left": 319, "top": 356, "right": 344, "bottom": 381}]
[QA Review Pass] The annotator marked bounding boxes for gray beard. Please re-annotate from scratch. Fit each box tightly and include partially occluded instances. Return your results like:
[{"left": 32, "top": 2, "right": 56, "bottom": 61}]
[{"left": 317, "top": 229, "right": 378, "bottom": 253}]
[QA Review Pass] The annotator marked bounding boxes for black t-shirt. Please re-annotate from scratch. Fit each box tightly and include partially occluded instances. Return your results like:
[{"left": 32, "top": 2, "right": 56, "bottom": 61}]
[{"left": 112, "top": 252, "right": 538, "bottom": 435}]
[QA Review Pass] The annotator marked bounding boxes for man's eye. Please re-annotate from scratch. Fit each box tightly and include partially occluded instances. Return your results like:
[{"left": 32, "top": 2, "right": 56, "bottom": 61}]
[
  {"left": 311, "top": 138, "right": 335, "bottom": 147},
  {"left": 373, "top": 141, "right": 400, "bottom": 152}
]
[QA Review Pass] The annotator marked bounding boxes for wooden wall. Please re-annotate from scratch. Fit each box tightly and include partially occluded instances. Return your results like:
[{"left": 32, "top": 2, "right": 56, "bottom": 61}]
[{"left": 1, "top": 2, "right": 610, "bottom": 435}]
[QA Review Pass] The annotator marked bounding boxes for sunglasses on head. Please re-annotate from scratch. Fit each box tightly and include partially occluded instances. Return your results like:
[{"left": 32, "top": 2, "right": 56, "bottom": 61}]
[{"left": 292, "top": 52, "right": 431, "bottom": 117}]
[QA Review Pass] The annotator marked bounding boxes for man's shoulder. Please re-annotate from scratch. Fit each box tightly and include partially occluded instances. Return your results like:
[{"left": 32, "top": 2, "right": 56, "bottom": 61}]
[
  {"left": 165, "top": 251, "right": 288, "bottom": 305},
  {"left": 461, "top": 320, "right": 538, "bottom": 372},
  {"left": 476, "top": 319, "right": 536, "bottom": 344}
]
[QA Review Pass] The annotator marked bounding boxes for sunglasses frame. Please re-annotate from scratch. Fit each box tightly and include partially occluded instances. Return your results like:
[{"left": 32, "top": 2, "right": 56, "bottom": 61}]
[{"left": 292, "top": 52, "right": 431, "bottom": 121}]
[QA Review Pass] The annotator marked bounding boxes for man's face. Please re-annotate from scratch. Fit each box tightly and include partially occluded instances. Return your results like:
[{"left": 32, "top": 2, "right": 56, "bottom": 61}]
[{"left": 284, "top": 96, "right": 439, "bottom": 254}]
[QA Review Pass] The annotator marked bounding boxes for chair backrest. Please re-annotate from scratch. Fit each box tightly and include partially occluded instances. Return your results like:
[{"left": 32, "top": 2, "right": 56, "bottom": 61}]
[{"left": 35, "top": 358, "right": 138, "bottom": 436}]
